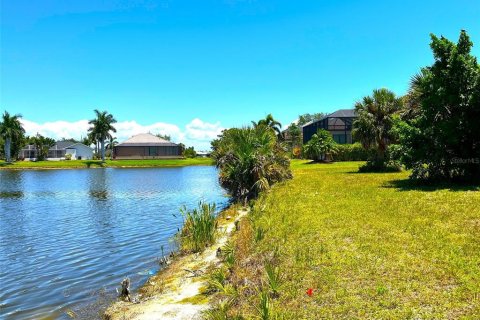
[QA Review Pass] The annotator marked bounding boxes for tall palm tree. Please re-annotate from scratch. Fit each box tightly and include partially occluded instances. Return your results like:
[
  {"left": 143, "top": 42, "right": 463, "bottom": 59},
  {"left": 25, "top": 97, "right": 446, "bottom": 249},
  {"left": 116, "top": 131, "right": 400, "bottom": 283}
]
[
  {"left": 88, "top": 110, "right": 117, "bottom": 162},
  {"left": 0, "top": 111, "right": 25, "bottom": 162},
  {"left": 352, "top": 88, "right": 402, "bottom": 162},
  {"left": 106, "top": 136, "right": 118, "bottom": 160},
  {"left": 252, "top": 114, "right": 282, "bottom": 135}
]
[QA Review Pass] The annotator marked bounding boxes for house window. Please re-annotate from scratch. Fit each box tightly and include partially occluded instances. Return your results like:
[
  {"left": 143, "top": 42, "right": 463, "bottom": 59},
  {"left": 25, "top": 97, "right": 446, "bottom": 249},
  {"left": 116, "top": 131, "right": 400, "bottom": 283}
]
[
  {"left": 148, "top": 147, "right": 157, "bottom": 156},
  {"left": 333, "top": 134, "right": 346, "bottom": 144}
]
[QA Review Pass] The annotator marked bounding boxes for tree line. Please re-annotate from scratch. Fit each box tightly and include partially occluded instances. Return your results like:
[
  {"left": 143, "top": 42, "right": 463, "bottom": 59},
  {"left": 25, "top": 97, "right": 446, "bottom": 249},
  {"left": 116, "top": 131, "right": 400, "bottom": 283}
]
[
  {"left": 0, "top": 109, "right": 199, "bottom": 162},
  {"left": 289, "top": 30, "right": 480, "bottom": 182}
]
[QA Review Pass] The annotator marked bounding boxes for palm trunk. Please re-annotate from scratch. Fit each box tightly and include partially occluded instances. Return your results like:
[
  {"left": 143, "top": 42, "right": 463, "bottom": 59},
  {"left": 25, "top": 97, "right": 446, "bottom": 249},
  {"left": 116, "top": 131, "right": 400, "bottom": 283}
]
[
  {"left": 5, "top": 137, "right": 11, "bottom": 162},
  {"left": 101, "top": 139, "right": 105, "bottom": 162}
]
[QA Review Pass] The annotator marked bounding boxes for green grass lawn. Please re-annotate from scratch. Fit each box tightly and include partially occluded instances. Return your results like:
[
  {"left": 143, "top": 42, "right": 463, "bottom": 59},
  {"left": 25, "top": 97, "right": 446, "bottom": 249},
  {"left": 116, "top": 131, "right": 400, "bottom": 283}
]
[
  {"left": 0, "top": 157, "right": 213, "bottom": 169},
  {"left": 229, "top": 161, "right": 480, "bottom": 319}
]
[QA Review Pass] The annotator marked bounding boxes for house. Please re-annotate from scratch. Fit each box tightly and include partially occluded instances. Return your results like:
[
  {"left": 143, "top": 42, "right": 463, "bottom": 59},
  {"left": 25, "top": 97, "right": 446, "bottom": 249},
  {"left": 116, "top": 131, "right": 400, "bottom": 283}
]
[
  {"left": 113, "top": 133, "right": 182, "bottom": 159},
  {"left": 302, "top": 109, "right": 357, "bottom": 144},
  {"left": 64, "top": 143, "right": 94, "bottom": 160},
  {"left": 20, "top": 141, "right": 94, "bottom": 161},
  {"left": 196, "top": 150, "right": 211, "bottom": 158}
]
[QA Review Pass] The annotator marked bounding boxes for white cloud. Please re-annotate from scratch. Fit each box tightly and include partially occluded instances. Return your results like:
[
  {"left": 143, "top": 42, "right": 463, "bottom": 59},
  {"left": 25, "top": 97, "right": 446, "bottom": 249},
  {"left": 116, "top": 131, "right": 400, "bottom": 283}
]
[{"left": 20, "top": 118, "right": 225, "bottom": 151}]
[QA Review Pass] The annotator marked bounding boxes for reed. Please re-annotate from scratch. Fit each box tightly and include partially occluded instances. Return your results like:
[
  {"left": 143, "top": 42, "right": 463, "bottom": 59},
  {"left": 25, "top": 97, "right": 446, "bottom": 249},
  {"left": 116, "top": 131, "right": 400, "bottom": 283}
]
[{"left": 179, "top": 202, "right": 217, "bottom": 253}]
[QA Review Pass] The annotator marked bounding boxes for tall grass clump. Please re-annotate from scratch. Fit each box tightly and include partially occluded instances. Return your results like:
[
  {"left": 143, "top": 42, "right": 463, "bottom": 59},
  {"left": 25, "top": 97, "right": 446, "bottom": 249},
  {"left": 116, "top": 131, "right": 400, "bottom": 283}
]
[
  {"left": 179, "top": 202, "right": 217, "bottom": 253},
  {"left": 264, "top": 262, "right": 282, "bottom": 298}
]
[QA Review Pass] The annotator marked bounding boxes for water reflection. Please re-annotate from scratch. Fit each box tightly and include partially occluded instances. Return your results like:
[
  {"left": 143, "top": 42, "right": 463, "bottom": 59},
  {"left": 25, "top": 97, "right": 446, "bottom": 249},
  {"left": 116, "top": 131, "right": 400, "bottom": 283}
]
[
  {"left": 88, "top": 169, "right": 109, "bottom": 202},
  {"left": 0, "top": 166, "right": 228, "bottom": 320}
]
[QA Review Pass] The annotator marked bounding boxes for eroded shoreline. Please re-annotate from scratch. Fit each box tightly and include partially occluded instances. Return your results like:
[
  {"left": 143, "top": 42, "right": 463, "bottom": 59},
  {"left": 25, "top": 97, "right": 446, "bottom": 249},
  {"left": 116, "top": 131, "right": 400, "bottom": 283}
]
[{"left": 104, "top": 207, "right": 247, "bottom": 320}]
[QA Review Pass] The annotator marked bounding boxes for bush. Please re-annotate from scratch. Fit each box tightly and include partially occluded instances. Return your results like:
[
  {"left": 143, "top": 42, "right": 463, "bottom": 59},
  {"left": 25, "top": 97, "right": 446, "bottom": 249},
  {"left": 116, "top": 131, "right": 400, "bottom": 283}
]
[
  {"left": 395, "top": 31, "right": 480, "bottom": 182},
  {"left": 179, "top": 202, "right": 217, "bottom": 253},
  {"left": 334, "top": 143, "right": 376, "bottom": 161},
  {"left": 303, "top": 129, "right": 338, "bottom": 161},
  {"left": 359, "top": 144, "right": 402, "bottom": 172},
  {"left": 65, "top": 154, "right": 72, "bottom": 160},
  {"left": 183, "top": 146, "right": 197, "bottom": 158},
  {"left": 211, "top": 126, "right": 292, "bottom": 203}
]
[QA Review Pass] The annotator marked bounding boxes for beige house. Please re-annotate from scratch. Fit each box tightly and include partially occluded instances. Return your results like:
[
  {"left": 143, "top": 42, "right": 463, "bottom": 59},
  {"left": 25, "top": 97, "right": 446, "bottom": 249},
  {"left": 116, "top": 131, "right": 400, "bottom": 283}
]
[{"left": 113, "top": 133, "right": 182, "bottom": 159}]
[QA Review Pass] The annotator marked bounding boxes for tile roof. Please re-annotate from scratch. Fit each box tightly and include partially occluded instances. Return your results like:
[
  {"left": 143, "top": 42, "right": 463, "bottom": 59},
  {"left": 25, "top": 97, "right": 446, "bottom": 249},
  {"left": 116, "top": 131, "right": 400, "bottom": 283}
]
[{"left": 117, "top": 133, "right": 179, "bottom": 147}]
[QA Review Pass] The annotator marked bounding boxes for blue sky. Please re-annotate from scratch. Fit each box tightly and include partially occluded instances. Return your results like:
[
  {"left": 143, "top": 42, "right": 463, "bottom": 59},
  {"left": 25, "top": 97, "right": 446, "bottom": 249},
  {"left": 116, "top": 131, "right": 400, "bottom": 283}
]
[{"left": 1, "top": 0, "right": 479, "bottom": 148}]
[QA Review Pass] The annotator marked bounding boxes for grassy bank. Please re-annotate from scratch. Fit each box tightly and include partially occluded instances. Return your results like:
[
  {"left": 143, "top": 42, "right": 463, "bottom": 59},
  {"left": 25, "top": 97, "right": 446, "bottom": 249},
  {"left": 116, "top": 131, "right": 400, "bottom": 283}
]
[
  {"left": 0, "top": 158, "right": 213, "bottom": 169},
  {"left": 218, "top": 160, "right": 480, "bottom": 319}
]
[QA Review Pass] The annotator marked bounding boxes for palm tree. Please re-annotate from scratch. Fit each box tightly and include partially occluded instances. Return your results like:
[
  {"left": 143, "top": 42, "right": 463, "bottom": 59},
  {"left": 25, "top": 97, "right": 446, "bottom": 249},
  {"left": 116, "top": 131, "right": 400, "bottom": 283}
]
[
  {"left": 352, "top": 88, "right": 402, "bottom": 162},
  {"left": 88, "top": 110, "right": 117, "bottom": 162},
  {"left": 252, "top": 114, "right": 282, "bottom": 135},
  {"left": 0, "top": 111, "right": 25, "bottom": 162},
  {"left": 106, "top": 136, "right": 118, "bottom": 160},
  {"left": 303, "top": 129, "right": 338, "bottom": 161},
  {"left": 211, "top": 125, "right": 292, "bottom": 203}
]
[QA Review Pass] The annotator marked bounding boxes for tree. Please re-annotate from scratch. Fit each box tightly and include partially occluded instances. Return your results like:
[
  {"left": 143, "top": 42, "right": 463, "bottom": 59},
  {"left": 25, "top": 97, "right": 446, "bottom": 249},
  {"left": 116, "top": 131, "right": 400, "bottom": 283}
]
[
  {"left": 286, "top": 123, "right": 302, "bottom": 147},
  {"left": 352, "top": 88, "right": 403, "bottom": 170},
  {"left": 183, "top": 146, "right": 197, "bottom": 158},
  {"left": 30, "top": 134, "right": 55, "bottom": 161},
  {"left": 211, "top": 125, "right": 292, "bottom": 203},
  {"left": 81, "top": 136, "right": 93, "bottom": 147},
  {"left": 303, "top": 129, "right": 338, "bottom": 161},
  {"left": 106, "top": 136, "right": 118, "bottom": 160},
  {"left": 297, "top": 113, "right": 326, "bottom": 126},
  {"left": 395, "top": 30, "right": 480, "bottom": 181},
  {"left": 88, "top": 110, "right": 117, "bottom": 162},
  {"left": 0, "top": 111, "right": 25, "bottom": 162},
  {"left": 155, "top": 133, "right": 171, "bottom": 141},
  {"left": 252, "top": 114, "right": 282, "bottom": 135}
]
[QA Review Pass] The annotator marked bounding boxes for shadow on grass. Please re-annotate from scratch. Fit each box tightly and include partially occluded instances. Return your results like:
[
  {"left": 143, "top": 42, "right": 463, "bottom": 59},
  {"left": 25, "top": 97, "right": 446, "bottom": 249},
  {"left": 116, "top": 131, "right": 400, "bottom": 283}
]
[
  {"left": 383, "top": 178, "right": 480, "bottom": 192},
  {"left": 0, "top": 162, "right": 14, "bottom": 167},
  {"left": 303, "top": 160, "right": 336, "bottom": 165}
]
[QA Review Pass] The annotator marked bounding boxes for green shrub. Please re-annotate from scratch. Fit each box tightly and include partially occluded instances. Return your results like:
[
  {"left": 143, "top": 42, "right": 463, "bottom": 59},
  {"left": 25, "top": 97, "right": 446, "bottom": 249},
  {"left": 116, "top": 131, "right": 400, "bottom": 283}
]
[
  {"left": 211, "top": 126, "right": 292, "bottom": 203},
  {"left": 334, "top": 143, "right": 375, "bottom": 161},
  {"left": 303, "top": 129, "right": 338, "bottom": 161},
  {"left": 183, "top": 146, "right": 197, "bottom": 158},
  {"left": 179, "top": 202, "right": 217, "bottom": 253}
]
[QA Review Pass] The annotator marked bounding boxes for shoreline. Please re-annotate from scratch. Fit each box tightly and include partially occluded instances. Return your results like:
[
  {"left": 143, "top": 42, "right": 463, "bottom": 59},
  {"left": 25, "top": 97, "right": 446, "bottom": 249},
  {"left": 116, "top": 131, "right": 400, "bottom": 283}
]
[
  {"left": 0, "top": 158, "right": 214, "bottom": 170},
  {"left": 104, "top": 206, "right": 247, "bottom": 320}
]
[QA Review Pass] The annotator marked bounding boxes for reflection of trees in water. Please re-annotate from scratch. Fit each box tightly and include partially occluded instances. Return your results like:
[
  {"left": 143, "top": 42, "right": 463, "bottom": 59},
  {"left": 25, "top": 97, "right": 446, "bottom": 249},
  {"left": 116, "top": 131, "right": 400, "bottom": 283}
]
[
  {"left": 89, "top": 169, "right": 109, "bottom": 201},
  {"left": 0, "top": 170, "right": 28, "bottom": 266},
  {"left": 89, "top": 189, "right": 108, "bottom": 201},
  {"left": 0, "top": 171, "right": 24, "bottom": 199},
  {"left": 0, "top": 191, "right": 24, "bottom": 198},
  {"left": 88, "top": 169, "right": 116, "bottom": 247}
]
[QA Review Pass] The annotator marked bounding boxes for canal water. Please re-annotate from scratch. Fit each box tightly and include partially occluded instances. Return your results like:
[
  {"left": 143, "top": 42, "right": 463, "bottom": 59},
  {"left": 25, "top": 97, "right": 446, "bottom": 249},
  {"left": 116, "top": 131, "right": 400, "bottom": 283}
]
[{"left": 0, "top": 166, "right": 228, "bottom": 319}]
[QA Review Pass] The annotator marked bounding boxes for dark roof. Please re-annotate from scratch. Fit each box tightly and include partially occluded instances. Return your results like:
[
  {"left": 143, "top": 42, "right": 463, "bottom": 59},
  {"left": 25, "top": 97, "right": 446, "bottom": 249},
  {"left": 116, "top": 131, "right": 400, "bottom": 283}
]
[
  {"left": 21, "top": 141, "right": 91, "bottom": 151},
  {"left": 52, "top": 140, "right": 77, "bottom": 150},
  {"left": 303, "top": 109, "right": 357, "bottom": 128},
  {"left": 327, "top": 109, "right": 357, "bottom": 118},
  {"left": 117, "top": 142, "right": 179, "bottom": 147}
]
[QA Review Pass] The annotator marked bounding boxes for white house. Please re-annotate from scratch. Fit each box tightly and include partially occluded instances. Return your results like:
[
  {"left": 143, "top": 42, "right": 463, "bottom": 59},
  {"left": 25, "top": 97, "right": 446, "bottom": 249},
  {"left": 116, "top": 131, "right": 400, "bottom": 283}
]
[
  {"left": 65, "top": 143, "right": 94, "bottom": 160},
  {"left": 20, "top": 141, "right": 94, "bottom": 161}
]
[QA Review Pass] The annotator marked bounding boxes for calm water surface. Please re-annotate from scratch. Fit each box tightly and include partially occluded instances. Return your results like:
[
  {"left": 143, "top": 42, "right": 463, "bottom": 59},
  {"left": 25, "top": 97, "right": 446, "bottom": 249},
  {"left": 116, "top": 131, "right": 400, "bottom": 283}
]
[{"left": 0, "top": 166, "right": 228, "bottom": 319}]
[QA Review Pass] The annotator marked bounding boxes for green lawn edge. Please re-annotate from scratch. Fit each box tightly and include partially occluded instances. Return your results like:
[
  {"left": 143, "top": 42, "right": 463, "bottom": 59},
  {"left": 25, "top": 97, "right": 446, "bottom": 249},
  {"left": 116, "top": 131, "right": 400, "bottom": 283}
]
[
  {"left": 0, "top": 157, "right": 214, "bottom": 169},
  {"left": 224, "top": 160, "right": 480, "bottom": 319}
]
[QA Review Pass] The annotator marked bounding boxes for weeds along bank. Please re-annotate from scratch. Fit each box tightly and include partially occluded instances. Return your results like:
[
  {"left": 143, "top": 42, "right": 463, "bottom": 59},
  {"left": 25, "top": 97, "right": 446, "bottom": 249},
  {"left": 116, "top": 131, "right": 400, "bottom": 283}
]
[
  {"left": 204, "top": 161, "right": 480, "bottom": 319},
  {"left": 105, "top": 121, "right": 293, "bottom": 319}
]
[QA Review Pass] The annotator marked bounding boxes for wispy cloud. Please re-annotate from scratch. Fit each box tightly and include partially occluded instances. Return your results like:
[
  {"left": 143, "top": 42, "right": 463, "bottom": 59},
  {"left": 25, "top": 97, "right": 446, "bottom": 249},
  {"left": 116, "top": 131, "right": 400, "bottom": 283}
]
[{"left": 20, "top": 118, "right": 224, "bottom": 150}]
